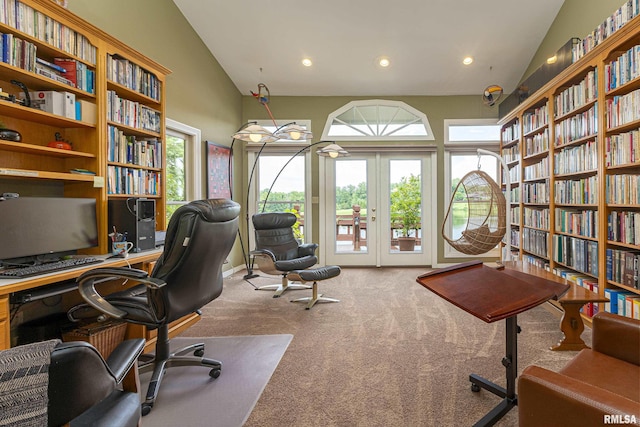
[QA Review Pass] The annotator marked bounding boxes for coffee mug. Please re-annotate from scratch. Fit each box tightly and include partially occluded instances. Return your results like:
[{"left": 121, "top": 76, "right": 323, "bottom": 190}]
[{"left": 112, "top": 241, "right": 134, "bottom": 256}]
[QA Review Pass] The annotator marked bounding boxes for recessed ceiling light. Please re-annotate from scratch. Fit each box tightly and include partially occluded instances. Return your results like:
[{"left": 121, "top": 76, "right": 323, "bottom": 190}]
[
  {"left": 302, "top": 58, "right": 312, "bottom": 67},
  {"left": 463, "top": 56, "right": 473, "bottom": 65},
  {"left": 379, "top": 57, "right": 390, "bottom": 67}
]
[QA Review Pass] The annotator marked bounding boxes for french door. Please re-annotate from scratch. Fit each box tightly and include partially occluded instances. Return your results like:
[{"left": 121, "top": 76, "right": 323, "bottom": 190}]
[{"left": 320, "top": 150, "right": 435, "bottom": 267}]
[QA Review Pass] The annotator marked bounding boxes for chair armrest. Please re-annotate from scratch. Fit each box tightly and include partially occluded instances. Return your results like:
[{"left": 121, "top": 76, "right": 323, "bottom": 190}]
[
  {"left": 298, "top": 243, "right": 318, "bottom": 256},
  {"left": 250, "top": 249, "right": 276, "bottom": 262},
  {"left": 593, "top": 312, "right": 640, "bottom": 366},
  {"left": 105, "top": 338, "right": 145, "bottom": 384},
  {"left": 76, "top": 267, "right": 166, "bottom": 319},
  {"left": 518, "top": 365, "right": 640, "bottom": 427}
]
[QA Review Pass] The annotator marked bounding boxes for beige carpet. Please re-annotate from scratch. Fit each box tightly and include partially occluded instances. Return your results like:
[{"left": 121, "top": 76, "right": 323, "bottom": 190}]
[
  {"left": 141, "top": 335, "right": 292, "bottom": 427},
  {"left": 181, "top": 267, "right": 590, "bottom": 427}
]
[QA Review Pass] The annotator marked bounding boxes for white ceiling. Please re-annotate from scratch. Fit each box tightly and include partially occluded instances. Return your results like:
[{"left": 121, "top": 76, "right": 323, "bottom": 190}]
[{"left": 172, "top": 0, "right": 565, "bottom": 97}]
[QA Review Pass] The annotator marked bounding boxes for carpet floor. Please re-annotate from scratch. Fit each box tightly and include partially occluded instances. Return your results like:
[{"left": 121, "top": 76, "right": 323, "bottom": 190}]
[
  {"left": 178, "top": 267, "right": 591, "bottom": 427},
  {"left": 141, "top": 334, "right": 292, "bottom": 427}
]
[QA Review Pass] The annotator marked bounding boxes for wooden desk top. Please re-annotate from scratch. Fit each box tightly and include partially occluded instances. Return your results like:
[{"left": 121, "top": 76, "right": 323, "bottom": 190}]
[
  {"left": 417, "top": 260, "right": 570, "bottom": 323},
  {"left": 0, "top": 249, "right": 162, "bottom": 295},
  {"left": 501, "top": 261, "right": 609, "bottom": 304}
]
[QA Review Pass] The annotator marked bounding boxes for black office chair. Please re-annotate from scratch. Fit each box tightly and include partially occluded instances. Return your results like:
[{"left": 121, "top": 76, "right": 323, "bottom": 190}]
[
  {"left": 0, "top": 338, "right": 145, "bottom": 427},
  {"left": 68, "top": 199, "right": 240, "bottom": 416},
  {"left": 251, "top": 212, "right": 318, "bottom": 297}
]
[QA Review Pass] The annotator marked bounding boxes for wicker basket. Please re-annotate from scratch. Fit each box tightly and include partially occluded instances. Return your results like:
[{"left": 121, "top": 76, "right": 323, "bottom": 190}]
[{"left": 62, "top": 321, "right": 127, "bottom": 358}]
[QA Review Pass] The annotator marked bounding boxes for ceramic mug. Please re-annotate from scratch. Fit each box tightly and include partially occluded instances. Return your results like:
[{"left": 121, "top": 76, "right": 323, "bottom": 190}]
[{"left": 112, "top": 241, "right": 134, "bottom": 256}]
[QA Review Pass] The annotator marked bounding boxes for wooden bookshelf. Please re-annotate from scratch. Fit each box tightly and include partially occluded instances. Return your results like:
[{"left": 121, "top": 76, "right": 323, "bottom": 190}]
[
  {"left": 499, "top": 8, "right": 640, "bottom": 322},
  {"left": 0, "top": 0, "right": 170, "bottom": 254}
]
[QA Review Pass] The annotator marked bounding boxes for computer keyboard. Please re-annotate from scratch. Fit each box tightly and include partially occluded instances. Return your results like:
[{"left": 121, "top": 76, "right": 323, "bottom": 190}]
[{"left": 0, "top": 257, "right": 103, "bottom": 278}]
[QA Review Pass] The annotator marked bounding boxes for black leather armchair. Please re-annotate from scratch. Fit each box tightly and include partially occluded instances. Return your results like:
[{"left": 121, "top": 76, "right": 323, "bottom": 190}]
[
  {"left": 0, "top": 338, "right": 145, "bottom": 427},
  {"left": 251, "top": 212, "right": 318, "bottom": 297},
  {"left": 68, "top": 199, "right": 240, "bottom": 416}
]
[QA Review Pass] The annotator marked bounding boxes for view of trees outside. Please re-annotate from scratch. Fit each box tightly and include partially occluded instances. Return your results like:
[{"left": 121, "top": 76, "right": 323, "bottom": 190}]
[{"left": 165, "top": 134, "right": 185, "bottom": 223}]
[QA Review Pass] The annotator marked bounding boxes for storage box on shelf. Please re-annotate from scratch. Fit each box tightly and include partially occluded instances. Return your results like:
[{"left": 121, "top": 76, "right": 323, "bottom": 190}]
[{"left": 500, "top": 7, "right": 640, "bottom": 323}]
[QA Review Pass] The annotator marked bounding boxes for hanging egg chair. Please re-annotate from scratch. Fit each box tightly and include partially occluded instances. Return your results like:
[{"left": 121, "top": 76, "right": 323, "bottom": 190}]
[{"left": 442, "top": 169, "right": 507, "bottom": 255}]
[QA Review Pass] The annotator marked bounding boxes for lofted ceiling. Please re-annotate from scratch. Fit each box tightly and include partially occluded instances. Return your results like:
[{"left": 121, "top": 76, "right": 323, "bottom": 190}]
[{"left": 172, "top": 0, "right": 565, "bottom": 97}]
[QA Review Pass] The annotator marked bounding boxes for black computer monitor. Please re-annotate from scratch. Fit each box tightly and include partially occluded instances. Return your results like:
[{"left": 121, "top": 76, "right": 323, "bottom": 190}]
[{"left": 0, "top": 196, "right": 98, "bottom": 261}]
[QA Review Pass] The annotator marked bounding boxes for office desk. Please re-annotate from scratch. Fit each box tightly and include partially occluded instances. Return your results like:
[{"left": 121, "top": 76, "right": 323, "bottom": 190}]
[
  {"left": 416, "top": 260, "right": 569, "bottom": 427},
  {"left": 0, "top": 249, "right": 199, "bottom": 351}
]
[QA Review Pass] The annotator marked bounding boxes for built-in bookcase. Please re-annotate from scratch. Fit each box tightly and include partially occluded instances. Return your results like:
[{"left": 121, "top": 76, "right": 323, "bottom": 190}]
[
  {"left": 0, "top": 0, "right": 170, "bottom": 254},
  {"left": 500, "top": 8, "right": 640, "bottom": 320}
]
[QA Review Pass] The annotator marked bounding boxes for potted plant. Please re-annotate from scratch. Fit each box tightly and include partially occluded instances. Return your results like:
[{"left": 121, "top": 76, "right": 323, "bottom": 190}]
[{"left": 390, "top": 174, "right": 421, "bottom": 251}]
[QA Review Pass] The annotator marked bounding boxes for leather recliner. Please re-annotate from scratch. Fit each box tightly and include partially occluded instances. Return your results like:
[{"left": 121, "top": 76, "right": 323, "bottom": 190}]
[
  {"left": 518, "top": 311, "right": 640, "bottom": 427},
  {"left": 251, "top": 212, "right": 318, "bottom": 297}
]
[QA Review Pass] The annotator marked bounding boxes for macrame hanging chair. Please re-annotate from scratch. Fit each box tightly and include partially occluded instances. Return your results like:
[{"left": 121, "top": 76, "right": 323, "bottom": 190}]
[{"left": 442, "top": 169, "right": 507, "bottom": 255}]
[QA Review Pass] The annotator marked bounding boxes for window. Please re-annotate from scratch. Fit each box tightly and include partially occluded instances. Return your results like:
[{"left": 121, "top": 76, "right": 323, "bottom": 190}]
[
  {"left": 248, "top": 120, "right": 313, "bottom": 242},
  {"left": 165, "top": 119, "right": 202, "bottom": 223},
  {"left": 444, "top": 119, "right": 501, "bottom": 258},
  {"left": 321, "top": 100, "right": 434, "bottom": 141}
]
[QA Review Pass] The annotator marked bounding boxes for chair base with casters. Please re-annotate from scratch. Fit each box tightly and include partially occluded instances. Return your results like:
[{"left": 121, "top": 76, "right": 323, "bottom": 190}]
[
  {"left": 287, "top": 266, "right": 341, "bottom": 309},
  {"left": 137, "top": 322, "right": 222, "bottom": 416}
]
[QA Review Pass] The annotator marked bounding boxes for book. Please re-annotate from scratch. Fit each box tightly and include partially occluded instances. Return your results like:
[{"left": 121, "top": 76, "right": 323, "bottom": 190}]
[{"left": 36, "top": 57, "right": 66, "bottom": 73}]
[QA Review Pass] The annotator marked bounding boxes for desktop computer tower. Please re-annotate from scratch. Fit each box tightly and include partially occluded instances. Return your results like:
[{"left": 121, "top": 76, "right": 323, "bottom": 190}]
[{"left": 108, "top": 198, "right": 156, "bottom": 252}]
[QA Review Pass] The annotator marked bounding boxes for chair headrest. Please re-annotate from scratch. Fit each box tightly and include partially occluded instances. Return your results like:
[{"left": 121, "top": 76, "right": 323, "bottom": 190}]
[
  {"left": 252, "top": 212, "right": 296, "bottom": 230},
  {"left": 186, "top": 199, "right": 241, "bottom": 223}
]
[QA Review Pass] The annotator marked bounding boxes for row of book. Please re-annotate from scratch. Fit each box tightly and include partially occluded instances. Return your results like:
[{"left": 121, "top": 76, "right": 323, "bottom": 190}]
[
  {"left": 605, "top": 89, "right": 640, "bottom": 129},
  {"left": 501, "top": 121, "right": 520, "bottom": 143},
  {"left": 509, "top": 186, "right": 520, "bottom": 203},
  {"left": 106, "top": 90, "right": 161, "bottom": 133},
  {"left": 523, "top": 157, "right": 549, "bottom": 181},
  {"left": 107, "top": 125, "right": 162, "bottom": 168},
  {"left": 523, "top": 207, "right": 549, "bottom": 229},
  {"left": 523, "top": 103, "right": 548, "bottom": 134},
  {"left": 502, "top": 144, "right": 520, "bottom": 163},
  {"left": 605, "top": 44, "right": 640, "bottom": 92},
  {"left": 605, "top": 173, "right": 640, "bottom": 204},
  {"left": 608, "top": 210, "right": 640, "bottom": 245},
  {"left": 0, "top": 31, "right": 34, "bottom": 72},
  {"left": 554, "top": 268, "right": 600, "bottom": 317},
  {"left": 554, "top": 69, "right": 598, "bottom": 117},
  {"left": 554, "top": 103, "right": 598, "bottom": 146},
  {"left": 553, "top": 235, "right": 599, "bottom": 276},
  {"left": 606, "top": 247, "right": 640, "bottom": 288},
  {"left": 605, "top": 129, "right": 640, "bottom": 167},
  {"left": 572, "top": 0, "right": 640, "bottom": 63},
  {"left": 604, "top": 288, "right": 640, "bottom": 319},
  {"left": 554, "top": 139, "right": 598, "bottom": 176},
  {"left": 510, "top": 228, "right": 520, "bottom": 248},
  {"left": 523, "top": 254, "right": 549, "bottom": 270},
  {"left": 106, "top": 165, "right": 161, "bottom": 196},
  {"left": 523, "top": 181, "right": 549, "bottom": 204},
  {"left": 505, "top": 164, "right": 520, "bottom": 183},
  {"left": 524, "top": 128, "right": 549, "bottom": 157},
  {"left": 555, "top": 208, "right": 598, "bottom": 239},
  {"left": 554, "top": 175, "right": 599, "bottom": 205},
  {"left": 0, "top": 0, "right": 96, "bottom": 63},
  {"left": 107, "top": 54, "right": 161, "bottom": 102},
  {"left": 522, "top": 228, "right": 548, "bottom": 258}
]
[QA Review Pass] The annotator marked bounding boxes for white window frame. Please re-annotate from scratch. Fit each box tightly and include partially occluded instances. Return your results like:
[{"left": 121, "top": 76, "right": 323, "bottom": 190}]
[
  {"left": 321, "top": 99, "right": 434, "bottom": 141},
  {"left": 165, "top": 118, "right": 203, "bottom": 211},
  {"left": 443, "top": 119, "right": 501, "bottom": 259}
]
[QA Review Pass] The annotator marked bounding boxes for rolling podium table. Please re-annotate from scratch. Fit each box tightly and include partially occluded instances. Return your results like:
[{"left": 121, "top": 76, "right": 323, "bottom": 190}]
[{"left": 416, "top": 260, "right": 570, "bottom": 427}]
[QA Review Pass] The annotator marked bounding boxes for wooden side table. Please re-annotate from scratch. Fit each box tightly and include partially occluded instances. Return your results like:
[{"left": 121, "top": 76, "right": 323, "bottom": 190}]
[
  {"left": 501, "top": 261, "right": 609, "bottom": 351},
  {"left": 417, "top": 260, "right": 569, "bottom": 427}
]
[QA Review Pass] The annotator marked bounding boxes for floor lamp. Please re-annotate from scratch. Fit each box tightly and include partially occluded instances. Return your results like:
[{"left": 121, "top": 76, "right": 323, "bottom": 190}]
[{"left": 229, "top": 83, "right": 348, "bottom": 280}]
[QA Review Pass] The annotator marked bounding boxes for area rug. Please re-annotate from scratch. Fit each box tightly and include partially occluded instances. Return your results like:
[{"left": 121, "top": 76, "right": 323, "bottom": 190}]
[{"left": 141, "top": 334, "right": 293, "bottom": 427}]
